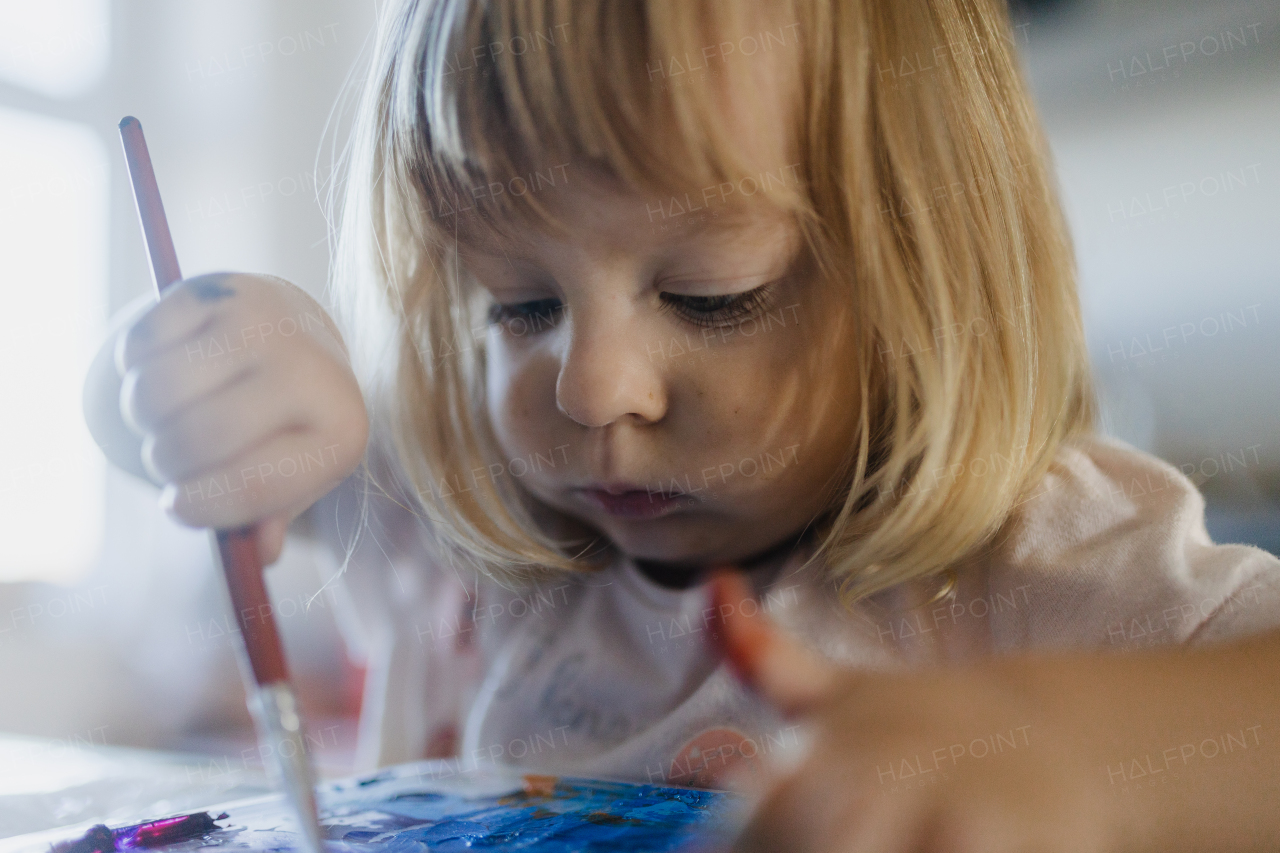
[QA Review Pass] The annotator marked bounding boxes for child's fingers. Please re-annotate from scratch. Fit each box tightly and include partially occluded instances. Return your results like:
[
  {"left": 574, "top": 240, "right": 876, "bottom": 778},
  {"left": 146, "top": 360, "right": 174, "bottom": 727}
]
[
  {"left": 730, "top": 753, "right": 905, "bottom": 853},
  {"left": 115, "top": 273, "right": 239, "bottom": 373},
  {"left": 729, "top": 728, "right": 935, "bottom": 853},
  {"left": 255, "top": 514, "right": 291, "bottom": 565},
  {"left": 161, "top": 430, "right": 341, "bottom": 528},
  {"left": 120, "top": 343, "right": 260, "bottom": 435},
  {"left": 139, "top": 368, "right": 309, "bottom": 484},
  {"left": 708, "top": 571, "right": 839, "bottom": 718},
  {"left": 730, "top": 772, "right": 821, "bottom": 853}
]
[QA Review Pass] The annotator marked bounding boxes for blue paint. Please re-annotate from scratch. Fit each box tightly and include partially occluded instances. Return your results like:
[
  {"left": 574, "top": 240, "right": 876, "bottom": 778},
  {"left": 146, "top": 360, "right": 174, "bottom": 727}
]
[
  {"left": 322, "top": 778, "right": 735, "bottom": 852},
  {"left": 69, "top": 772, "right": 741, "bottom": 853}
]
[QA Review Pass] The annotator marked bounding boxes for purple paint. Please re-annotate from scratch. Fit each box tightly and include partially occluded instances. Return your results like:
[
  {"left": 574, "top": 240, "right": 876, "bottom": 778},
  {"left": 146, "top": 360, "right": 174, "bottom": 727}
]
[{"left": 50, "top": 812, "right": 226, "bottom": 853}]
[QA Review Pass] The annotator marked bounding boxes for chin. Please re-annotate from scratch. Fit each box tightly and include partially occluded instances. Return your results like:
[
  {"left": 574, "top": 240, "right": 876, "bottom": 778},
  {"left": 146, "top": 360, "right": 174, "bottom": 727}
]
[
  {"left": 535, "top": 493, "right": 737, "bottom": 566},
  {"left": 598, "top": 516, "right": 725, "bottom": 565}
]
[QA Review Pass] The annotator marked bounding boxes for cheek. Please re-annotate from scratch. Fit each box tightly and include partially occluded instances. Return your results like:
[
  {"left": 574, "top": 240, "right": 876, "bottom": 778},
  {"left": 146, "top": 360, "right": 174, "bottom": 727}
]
[
  {"left": 485, "top": 338, "right": 563, "bottom": 455},
  {"left": 707, "top": 293, "right": 857, "bottom": 460}
]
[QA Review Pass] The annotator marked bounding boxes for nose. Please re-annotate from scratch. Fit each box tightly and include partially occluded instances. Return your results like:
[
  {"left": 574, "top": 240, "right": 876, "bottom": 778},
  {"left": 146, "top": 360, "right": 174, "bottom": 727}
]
[{"left": 555, "top": 304, "right": 668, "bottom": 428}]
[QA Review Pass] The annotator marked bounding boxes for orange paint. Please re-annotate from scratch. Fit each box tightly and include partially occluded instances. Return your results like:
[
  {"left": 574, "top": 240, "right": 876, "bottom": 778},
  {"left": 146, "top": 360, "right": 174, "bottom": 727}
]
[{"left": 522, "top": 774, "right": 559, "bottom": 797}]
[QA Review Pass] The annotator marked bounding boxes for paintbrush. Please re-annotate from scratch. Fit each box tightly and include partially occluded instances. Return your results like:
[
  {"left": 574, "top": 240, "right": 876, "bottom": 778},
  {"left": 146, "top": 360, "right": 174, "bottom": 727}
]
[{"left": 116, "top": 116, "right": 326, "bottom": 853}]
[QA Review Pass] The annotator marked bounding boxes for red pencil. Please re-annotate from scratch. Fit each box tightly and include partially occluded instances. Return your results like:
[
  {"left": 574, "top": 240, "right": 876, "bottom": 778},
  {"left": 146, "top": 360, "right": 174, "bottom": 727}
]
[{"left": 117, "top": 116, "right": 325, "bottom": 853}]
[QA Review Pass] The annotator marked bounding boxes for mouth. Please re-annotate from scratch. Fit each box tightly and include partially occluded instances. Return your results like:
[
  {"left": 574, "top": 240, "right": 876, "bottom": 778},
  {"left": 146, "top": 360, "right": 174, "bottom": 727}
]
[{"left": 574, "top": 483, "right": 699, "bottom": 520}]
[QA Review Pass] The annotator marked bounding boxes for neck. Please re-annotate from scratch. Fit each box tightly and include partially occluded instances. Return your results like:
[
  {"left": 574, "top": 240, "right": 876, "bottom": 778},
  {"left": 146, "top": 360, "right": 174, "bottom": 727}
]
[{"left": 633, "top": 529, "right": 811, "bottom": 590}]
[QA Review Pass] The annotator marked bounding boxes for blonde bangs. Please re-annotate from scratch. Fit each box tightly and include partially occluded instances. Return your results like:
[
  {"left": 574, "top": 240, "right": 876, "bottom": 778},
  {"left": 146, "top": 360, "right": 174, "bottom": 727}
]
[
  {"left": 332, "top": 0, "right": 1095, "bottom": 596},
  {"left": 391, "top": 0, "right": 810, "bottom": 246}
]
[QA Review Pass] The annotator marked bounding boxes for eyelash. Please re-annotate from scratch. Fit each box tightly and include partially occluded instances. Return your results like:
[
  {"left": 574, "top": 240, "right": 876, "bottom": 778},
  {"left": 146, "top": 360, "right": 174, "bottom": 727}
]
[
  {"left": 657, "top": 282, "right": 777, "bottom": 329},
  {"left": 485, "top": 282, "right": 778, "bottom": 332},
  {"left": 486, "top": 298, "right": 563, "bottom": 327}
]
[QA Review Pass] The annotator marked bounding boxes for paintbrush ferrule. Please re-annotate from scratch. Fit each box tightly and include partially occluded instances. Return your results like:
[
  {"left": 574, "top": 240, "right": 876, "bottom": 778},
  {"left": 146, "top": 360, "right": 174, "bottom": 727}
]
[{"left": 251, "top": 682, "right": 326, "bottom": 853}]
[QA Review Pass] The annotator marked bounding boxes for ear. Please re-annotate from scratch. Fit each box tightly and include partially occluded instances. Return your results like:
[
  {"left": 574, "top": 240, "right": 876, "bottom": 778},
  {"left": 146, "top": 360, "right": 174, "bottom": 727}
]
[{"left": 708, "top": 570, "right": 839, "bottom": 718}]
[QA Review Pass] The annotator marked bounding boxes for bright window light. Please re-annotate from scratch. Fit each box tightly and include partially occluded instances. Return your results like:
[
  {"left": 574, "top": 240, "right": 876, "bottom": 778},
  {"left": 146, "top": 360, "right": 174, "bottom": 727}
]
[
  {"left": 0, "top": 0, "right": 110, "bottom": 98},
  {"left": 0, "top": 106, "right": 108, "bottom": 584}
]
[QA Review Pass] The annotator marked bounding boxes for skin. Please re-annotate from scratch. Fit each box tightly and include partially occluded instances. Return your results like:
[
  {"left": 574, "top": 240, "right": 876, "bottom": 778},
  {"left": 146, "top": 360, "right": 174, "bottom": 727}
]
[
  {"left": 463, "top": 185, "right": 859, "bottom": 574},
  {"left": 83, "top": 272, "right": 368, "bottom": 563},
  {"left": 710, "top": 572, "right": 1280, "bottom": 853}
]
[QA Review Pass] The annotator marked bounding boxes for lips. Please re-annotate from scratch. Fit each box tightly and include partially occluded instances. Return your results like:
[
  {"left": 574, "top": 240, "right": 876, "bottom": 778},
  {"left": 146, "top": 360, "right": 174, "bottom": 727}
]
[{"left": 576, "top": 485, "right": 693, "bottom": 519}]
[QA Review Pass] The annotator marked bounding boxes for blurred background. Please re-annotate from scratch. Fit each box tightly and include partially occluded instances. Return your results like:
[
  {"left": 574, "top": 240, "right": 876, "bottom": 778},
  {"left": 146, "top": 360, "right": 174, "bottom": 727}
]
[{"left": 0, "top": 0, "right": 1276, "bottom": 828}]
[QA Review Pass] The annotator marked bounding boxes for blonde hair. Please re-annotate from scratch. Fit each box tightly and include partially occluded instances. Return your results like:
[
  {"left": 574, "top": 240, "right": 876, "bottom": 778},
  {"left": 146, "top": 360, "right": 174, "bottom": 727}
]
[{"left": 331, "top": 0, "right": 1094, "bottom": 599}]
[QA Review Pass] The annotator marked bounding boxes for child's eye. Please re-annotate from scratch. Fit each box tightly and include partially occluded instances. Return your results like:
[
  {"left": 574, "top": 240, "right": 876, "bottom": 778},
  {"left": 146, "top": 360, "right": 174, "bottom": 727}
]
[
  {"left": 658, "top": 282, "right": 777, "bottom": 329},
  {"left": 486, "top": 298, "right": 564, "bottom": 330}
]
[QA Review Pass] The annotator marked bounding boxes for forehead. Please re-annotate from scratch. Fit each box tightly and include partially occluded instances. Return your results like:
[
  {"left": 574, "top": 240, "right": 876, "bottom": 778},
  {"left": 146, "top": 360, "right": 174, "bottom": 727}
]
[{"left": 452, "top": 174, "right": 799, "bottom": 264}]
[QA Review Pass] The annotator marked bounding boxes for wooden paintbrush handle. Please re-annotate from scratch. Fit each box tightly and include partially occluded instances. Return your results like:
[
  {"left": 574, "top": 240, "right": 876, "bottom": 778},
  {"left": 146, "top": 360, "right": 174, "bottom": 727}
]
[{"left": 216, "top": 527, "right": 289, "bottom": 685}]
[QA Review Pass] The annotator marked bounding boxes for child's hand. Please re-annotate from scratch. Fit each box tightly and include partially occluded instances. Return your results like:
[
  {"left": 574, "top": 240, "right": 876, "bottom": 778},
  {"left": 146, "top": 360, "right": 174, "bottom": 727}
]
[
  {"left": 709, "top": 573, "right": 1118, "bottom": 853},
  {"left": 108, "top": 272, "right": 368, "bottom": 562}
]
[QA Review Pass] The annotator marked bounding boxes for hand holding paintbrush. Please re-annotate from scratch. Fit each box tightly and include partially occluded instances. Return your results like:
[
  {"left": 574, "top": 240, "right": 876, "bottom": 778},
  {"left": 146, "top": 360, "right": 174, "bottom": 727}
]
[{"left": 82, "top": 116, "right": 369, "bottom": 850}]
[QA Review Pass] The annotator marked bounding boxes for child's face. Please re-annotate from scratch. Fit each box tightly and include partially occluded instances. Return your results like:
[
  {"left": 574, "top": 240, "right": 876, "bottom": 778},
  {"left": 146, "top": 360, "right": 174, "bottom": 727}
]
[
  {"left": 461, "top": 176, "right": 861, "bottom": 570},
  {"left": 457, "top": 1, "right": 855, "bottom": 570}
]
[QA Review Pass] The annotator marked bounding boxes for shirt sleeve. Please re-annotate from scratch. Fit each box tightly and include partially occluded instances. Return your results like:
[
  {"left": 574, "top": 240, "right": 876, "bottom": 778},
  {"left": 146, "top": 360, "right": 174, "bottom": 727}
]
[
  {"left": 1184, "top": 559, "right": 1280, "bottom": 645},
  {"left": 982, "top": 435, "right": 1280, "bottom": 651}
]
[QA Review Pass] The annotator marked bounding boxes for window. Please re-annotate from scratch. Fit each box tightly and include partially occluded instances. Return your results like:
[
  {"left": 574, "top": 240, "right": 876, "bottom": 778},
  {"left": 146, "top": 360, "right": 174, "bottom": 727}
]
[
  {"left": 0, "top": 0, "right": 110, "bottom": 583},
  {"left": 0, "top": 0, "right": 109, "bottom": 98}
]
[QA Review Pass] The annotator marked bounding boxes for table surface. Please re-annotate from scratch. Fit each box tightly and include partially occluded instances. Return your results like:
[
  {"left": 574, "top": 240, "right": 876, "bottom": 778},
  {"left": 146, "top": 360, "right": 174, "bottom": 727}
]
[
  {"left": 0, "top": 732, "right": 272, "bottom": 844},
  {"left": 1, "top": 754, "right": 741, "bottom": 853}
]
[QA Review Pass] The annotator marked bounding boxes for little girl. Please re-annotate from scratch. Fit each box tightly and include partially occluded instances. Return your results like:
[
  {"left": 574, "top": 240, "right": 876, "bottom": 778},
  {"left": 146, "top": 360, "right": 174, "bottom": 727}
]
[{"left": 86, "top": 0, "right": 1280, "bottom": 849}]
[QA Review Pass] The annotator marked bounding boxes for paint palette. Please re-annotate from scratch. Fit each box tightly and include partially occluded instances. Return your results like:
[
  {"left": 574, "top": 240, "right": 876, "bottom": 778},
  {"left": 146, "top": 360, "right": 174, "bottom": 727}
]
[{"left": 27, "top": 764, "right": 742, "bottom": 853}]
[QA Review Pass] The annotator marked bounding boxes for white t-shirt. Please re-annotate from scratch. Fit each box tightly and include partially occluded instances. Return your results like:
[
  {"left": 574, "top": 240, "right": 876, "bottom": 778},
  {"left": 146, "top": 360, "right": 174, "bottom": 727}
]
[{"left": 321, "top": 436, "right": 1280, "bottom": 784}]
